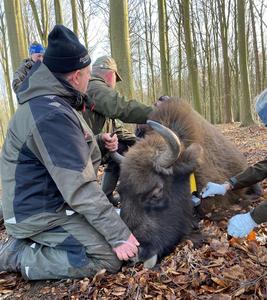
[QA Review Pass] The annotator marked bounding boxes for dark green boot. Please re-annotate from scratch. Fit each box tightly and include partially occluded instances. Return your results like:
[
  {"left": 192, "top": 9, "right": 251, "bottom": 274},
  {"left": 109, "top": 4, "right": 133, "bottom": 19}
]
[
  {"left": 0, "top": 236, "right": 28, "bottom": 273},
  {"left": 101, "top": 163, "right": 120, "bottom": 206}
]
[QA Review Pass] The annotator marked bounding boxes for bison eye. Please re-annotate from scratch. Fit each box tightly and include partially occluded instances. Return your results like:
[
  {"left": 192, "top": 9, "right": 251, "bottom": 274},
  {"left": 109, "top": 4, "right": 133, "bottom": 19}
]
[
  {"left": 142, "top": 186, "right": 167, "bottom": 212},
  {"left": 151, "top": 186, "right": 163, "bottom": 199}
]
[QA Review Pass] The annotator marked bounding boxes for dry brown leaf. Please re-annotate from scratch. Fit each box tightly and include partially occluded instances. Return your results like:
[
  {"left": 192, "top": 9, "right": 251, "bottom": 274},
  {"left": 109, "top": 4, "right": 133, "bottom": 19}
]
[
  {"left": 1, "top": 123, "right": 267, "bottom": 300},
  {"left": 144, "top": 295, "right": 154, "bottom": 299},
  {"left": 91, "top": 268, "right": 106, "bottom": 285},
  {"left": 208, "top": 295, "right": 231, "bottom": 300},
  {"left": 211, "top": 277, "right": 228, "bottom": 288},
  {"left": 246, "top": 230, "right": 256, "bottom": 241},
  {"left": 80, "top": 278, "right": 90, "bottom": 292},
  {"left": 172, "top": 274, "right": 189, "bottom": 284},
  {"left": 222, "top": 265, "right": 245, "bottom": 281},
  {"left": 232, "top": 287, "right": 246, "bottom": 297},
  {"left": 200, "top": 285, "right": 217, "bottom": 293},
  {"left": 210, "top": 239, "right": 229, "bottom": 255},
  {"left": 111, "top": 291, "right": 126, "bottom": 296},
  {"left": 0, "top": 289, "right": 13, "bottom": 294}
]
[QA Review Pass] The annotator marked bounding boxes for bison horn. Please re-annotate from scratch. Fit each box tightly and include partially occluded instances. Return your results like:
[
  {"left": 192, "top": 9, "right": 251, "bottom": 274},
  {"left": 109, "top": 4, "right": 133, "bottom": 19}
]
[
  {"left": 147, "top": 120, "right": 181, "bottom": 168},
  {"left": 109, "top": 151, "right": 124, "bottom": 164}
]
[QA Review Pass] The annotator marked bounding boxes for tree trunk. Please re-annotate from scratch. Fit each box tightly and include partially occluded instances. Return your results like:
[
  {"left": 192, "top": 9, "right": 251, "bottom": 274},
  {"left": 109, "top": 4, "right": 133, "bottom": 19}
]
[
  {"left": 144, "top": 1, "right": 156, "bottom": 101},
  {"left": 110, "top": 0, "right": 134, "bottom": 98},
  {"left": 237, "top": 0, "right": 254, "bottom": 126},
  {"left": 41, "top": 0, "right": 49, "bottom": 46},
  {"left": 181, "top": 0, "right": 202, "bottom": 114},
  {"left": 233, "top": 0, "right": 240, "bottom": 121},
  {"left": 29, "top": 0, "right": 48, "bottom": 45},
  {"left": 71, "top": 0, "right": 78, "bottom": 35},
  {"left": 217, "top": 0, "right": 233, "bottom": 123},
  {"left": 178, "top": 26, "right": 182, "bottom": 97},
  {"left": 212, "top": 2, "right": 222, "bottom": 123},
  {"left": 137, "top": 38, "right": 144, "bottom": 102},
  {"left": 249, "top": 0, "right": 261, "bottom": 94},
  {"left": 78, "top": 0, "right": 88, "bottom": 49},
  {"left": 0, "top": 9, "right": 15, "bottom": 115},
  {"left": 260, "top": 2, "right": 266, "bottom": 88},
  {"left": 203, "top": 1, "right": 215, "bottom": 123},
  {"left": 4, "top": 0, "right": 27, "bottom": 72},
  {"left": 54, "top": 0, "right": 64, "bottom": 24},
  {"left": 0, "top": 119, "right": 5, "bottom": 143},
  {"left": 157, "top": 0, "right": 171, "bottom": 95}
]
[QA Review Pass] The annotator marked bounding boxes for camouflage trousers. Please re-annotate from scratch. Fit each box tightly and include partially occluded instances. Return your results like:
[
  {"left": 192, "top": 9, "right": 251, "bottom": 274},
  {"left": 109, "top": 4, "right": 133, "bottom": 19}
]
[{"left": 20, "top": 213, "right": 121, "bottom": 280}]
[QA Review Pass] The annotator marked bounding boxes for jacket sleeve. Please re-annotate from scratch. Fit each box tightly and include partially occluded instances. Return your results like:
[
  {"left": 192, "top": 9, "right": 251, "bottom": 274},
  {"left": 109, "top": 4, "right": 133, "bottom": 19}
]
[
  {"left": 229, "top": 159, "right": 267, "bottom": 225},
  {"left": 31, "top": 110, "right": 131, "bottom": 247},
  {"left": 87, "top": 79, "right": 153, "bottom": 124},
  {"left": 12, "top": 59, "right": 34, "bottom": 93},
  {"left": 229, "top": 158, "right": 267, "bottom": 189},
  {"left": 251, "top": 201, "right": 267, "bottom": 224}
]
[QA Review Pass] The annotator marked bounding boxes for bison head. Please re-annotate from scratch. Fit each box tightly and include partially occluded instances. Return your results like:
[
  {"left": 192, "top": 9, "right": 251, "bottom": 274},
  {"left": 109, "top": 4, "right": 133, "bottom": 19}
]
[{"left": 117, "top": 120, "right": 203, "bottom": 262}]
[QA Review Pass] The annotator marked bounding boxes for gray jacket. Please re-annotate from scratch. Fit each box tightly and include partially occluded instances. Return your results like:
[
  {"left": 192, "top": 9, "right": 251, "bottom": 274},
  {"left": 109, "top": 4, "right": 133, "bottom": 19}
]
[{"left": 1, "top": 62, "right": 131, "bottom": 247}]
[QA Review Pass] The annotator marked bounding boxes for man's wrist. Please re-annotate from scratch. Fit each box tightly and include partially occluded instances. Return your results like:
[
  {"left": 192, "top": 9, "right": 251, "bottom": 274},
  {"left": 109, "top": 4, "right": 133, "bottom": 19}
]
[{"left": 223, "top": 181, "right": 233, "bottom": 191}]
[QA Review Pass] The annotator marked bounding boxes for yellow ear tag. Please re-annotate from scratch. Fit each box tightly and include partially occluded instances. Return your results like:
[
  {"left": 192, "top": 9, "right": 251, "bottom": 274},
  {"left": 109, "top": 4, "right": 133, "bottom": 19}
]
[{"left": 190, "top": 173, "right": 197, "bottom": 194}]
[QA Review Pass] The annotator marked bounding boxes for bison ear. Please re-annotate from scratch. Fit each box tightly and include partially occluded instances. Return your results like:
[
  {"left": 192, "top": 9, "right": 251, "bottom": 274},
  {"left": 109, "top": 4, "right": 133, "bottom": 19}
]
[
  {"left": 183, "top": 143, "right": 203, "bottom": 165},
  {"left": 174, "top": 143, "right": 204, "bottom": 175}
]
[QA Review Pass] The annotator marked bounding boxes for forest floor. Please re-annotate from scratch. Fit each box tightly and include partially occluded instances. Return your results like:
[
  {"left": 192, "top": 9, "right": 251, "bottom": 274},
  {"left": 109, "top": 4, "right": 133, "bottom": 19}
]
[{"left": 1, "top": 122, "right": 267, "bottom": 300}]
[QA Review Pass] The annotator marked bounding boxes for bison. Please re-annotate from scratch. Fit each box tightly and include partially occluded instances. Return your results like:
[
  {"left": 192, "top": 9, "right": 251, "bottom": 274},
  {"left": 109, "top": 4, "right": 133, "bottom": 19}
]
[{"left": 115, "top": 99, "right": 259, "bottom": 264}]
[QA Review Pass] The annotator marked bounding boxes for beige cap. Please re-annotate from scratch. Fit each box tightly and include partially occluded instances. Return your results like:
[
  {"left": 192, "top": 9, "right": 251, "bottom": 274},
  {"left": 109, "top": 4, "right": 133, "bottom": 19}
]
[{"left": 92, "top": 56, "right": 122, "bottom": 82}]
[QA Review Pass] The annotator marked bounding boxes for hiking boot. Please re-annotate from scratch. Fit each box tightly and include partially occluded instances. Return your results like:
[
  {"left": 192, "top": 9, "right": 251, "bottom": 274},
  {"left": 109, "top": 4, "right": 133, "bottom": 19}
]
[{"left": 0, "top": 236, "right": 28, "bottom": 272}]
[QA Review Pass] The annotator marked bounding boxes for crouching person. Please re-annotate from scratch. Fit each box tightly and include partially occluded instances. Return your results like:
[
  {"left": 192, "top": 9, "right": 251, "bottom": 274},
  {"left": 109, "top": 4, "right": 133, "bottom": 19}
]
[{"left": 0, "top": 25, "right": 139, "bottom": 280}]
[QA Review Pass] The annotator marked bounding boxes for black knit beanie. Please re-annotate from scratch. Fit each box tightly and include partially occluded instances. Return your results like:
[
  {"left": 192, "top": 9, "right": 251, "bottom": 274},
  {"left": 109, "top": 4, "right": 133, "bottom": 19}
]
[{"left": 43, "top": 25, "right": 91, "bottom": 73}]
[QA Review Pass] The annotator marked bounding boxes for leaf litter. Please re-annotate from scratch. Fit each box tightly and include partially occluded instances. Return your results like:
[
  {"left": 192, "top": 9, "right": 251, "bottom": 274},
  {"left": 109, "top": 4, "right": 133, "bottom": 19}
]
[{"left": 0, "top": 123, "right": 267, "bottom": 299}]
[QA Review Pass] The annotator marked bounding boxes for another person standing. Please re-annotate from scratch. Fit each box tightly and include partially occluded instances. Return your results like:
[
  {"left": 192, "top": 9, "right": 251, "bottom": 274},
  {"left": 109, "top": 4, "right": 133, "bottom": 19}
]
[
  {"left": 83, "top": 56, "right": 153, "bottom": 205},
  {"left": 12, "top": 42, "right": 45, "bottom": 93}
]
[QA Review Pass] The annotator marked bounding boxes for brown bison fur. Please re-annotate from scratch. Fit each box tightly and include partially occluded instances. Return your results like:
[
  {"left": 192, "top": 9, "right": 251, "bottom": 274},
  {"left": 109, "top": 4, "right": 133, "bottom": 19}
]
[
  {"left": 151, "top": 99, "right": 257, "bottom": 207},
  {"left": 122, "top": 99, "right": 254, "bottom": 210}
]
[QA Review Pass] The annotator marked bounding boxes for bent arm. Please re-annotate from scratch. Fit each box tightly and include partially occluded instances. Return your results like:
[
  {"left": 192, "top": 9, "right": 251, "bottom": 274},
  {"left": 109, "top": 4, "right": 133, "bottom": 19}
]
[
  {"left": 87, "top": 79, "right": 153, "bottom": 124},
  {"left": 229, "top": 158, "right": 267, "bottom": 189},
  {"left": 12, "top": 59, "right": 34, "bottom": 93},
  {"left": 251, "top": 200, "right": 267, "bottom": 224}
]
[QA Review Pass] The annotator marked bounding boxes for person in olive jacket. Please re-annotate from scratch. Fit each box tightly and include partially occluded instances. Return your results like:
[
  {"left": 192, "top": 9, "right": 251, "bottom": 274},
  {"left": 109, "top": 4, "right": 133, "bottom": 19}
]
[
  {"left": 202, "top": 88, "right": 267, "bottom": 238},
  {"left": 83, "top": 56, "right": 153, "bottom": 205}
]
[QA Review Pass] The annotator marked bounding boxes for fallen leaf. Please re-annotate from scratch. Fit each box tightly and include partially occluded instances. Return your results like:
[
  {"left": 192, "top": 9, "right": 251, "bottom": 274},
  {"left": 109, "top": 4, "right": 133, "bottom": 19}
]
[
  {"left": 246, "top": 230, "right": 256, "bottom": 241},
  {"left": 211, "top": 277, "right": 228, "bottom": 287}
]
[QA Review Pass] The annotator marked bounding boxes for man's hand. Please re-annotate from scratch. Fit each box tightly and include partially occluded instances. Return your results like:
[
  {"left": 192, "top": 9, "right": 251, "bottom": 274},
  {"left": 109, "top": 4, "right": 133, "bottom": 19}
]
[
  {"left": 25, "top": 60, "right": 35, "bottom": 69},
  {"left": 113, "top": 234, "right": 140, "bottom": 261},
  {"left": 227, "top": 212, "right": 257, "bottom": 238},
  {"left": 201, "top": 182, "right": 230, "bottom": 198},
  {"left": 102, "top": 133, "right": 118, "bottom": 152}
]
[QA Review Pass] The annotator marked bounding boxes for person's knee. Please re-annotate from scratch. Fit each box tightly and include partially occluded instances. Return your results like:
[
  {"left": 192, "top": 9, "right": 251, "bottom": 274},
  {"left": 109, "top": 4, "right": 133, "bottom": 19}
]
[
  {"left": 106, "top": 257, "right": 122, "bottom": 273},
  {"left": 98, "top": 252, "right": 122, "bottom": 273}
]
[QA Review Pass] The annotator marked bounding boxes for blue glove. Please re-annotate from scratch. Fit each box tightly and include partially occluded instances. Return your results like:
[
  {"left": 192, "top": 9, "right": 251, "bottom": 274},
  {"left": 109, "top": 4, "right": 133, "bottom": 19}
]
[
  {"left": 201, "top": 182, "right": 227, "bottom": 198},
  {"left": 227, "top": 212, "right": 258, "bottom": 238}
]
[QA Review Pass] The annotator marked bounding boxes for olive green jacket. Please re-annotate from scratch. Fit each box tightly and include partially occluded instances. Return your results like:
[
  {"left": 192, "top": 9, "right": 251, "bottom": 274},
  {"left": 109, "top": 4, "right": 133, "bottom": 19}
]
[
  {"left": 229, "top": 158, "right": 267, "bottom": 223},
  {"left": 83, "top": 76, "right": 153, "bottom": 135}
]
